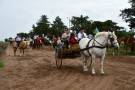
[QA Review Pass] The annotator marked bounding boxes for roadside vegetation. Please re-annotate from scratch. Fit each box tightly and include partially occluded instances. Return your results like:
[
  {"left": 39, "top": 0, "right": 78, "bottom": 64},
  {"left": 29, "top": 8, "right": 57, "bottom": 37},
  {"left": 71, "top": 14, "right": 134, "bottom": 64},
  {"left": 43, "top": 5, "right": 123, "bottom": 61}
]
[
  {"left": 0, "top": 42, "right": 8, "bottom": 69},
  {"left": 107, "top": 43, "right": 135, "bottom": 55},
  {"left": 0, "top": 42, "right": 8, "bottom": 54}
]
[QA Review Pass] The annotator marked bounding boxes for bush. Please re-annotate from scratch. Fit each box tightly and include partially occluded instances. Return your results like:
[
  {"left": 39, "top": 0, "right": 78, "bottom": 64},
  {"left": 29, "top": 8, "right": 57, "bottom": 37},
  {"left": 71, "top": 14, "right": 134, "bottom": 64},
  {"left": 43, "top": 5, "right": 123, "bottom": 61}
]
[
  {"left": 0, "top": 60, "right": 4, "bottom": 68},
  {"left": 0, "top": 42, "right": 8, "bottom": 54}
]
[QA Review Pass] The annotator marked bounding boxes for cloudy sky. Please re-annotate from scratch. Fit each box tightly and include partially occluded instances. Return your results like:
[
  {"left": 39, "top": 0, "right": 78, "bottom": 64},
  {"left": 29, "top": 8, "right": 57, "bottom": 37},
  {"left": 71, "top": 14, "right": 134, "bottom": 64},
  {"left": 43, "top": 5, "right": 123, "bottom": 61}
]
[{"left": 0, "top": 0, "right": 130, "bottom": 41}]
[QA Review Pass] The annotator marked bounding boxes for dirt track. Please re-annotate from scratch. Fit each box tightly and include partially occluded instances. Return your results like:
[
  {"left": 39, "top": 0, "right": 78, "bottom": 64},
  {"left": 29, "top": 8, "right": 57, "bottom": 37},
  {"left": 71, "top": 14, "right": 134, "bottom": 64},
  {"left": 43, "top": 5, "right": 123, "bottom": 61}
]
[{"left": 0, "top": 45, "right": 135, "bottom": 90}]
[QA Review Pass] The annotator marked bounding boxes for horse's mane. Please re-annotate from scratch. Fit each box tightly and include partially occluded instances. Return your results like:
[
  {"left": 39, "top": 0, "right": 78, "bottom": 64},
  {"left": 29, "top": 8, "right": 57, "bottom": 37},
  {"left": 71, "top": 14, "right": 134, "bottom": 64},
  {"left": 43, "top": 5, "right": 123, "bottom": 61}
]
[
  {"left": 94, "top": 32, "right": 108, "bottom": 38},
  {"left": 94, "top": 32, "right": 117, "bottom": 39}
]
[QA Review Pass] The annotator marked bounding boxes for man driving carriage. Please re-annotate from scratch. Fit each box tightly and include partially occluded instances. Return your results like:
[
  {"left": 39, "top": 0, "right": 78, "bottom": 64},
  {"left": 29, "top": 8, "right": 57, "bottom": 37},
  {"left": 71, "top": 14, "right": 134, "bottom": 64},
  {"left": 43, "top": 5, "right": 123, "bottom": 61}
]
[{"left": 77, "top": 28, "right": 87, "bottom": 41}]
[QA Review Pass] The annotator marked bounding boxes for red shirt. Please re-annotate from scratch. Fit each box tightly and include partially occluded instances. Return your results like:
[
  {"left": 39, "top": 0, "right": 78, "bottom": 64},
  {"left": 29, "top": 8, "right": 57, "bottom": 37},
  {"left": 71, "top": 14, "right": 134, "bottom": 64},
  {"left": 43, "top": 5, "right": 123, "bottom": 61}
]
[
  {"left": 37, "top": 37, "right": 42, "bottom": 41},
  {"left": 69, "top": 37, "right": 78, "bottom": 44}
]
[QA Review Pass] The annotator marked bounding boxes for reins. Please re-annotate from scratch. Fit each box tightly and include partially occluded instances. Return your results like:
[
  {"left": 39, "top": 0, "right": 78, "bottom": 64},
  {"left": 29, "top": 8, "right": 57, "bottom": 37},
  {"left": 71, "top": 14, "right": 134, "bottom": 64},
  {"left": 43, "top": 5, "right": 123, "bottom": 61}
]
[
  {"left": 78, "top": 32, "right": 118, "bottom": 52},
  {"left": 78, "top": 39, "right": 106, "bottom": 52}
]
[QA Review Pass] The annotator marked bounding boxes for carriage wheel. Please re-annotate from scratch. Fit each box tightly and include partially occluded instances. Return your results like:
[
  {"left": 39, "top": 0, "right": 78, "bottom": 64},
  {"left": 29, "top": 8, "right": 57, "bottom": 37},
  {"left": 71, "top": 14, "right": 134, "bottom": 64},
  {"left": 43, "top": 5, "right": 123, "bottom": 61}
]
[{"left": 55, "top": 47, "right": 63, "bottom": 69}]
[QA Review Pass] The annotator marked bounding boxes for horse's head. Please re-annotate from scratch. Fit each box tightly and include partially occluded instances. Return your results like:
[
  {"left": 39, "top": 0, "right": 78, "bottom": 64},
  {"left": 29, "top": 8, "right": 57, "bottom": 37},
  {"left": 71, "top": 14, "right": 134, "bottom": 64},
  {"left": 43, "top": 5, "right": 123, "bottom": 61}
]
[{"left": 107, "top": 31, "right": 119, "bottom": 49}]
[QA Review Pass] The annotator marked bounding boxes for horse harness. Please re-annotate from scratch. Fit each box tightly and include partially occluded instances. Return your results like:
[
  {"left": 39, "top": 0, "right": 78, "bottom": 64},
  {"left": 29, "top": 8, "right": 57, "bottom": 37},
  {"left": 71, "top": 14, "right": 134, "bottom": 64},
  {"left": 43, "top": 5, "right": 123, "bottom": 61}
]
[{"left": 81, "top": 33, "right": 118, "bottom": 56}]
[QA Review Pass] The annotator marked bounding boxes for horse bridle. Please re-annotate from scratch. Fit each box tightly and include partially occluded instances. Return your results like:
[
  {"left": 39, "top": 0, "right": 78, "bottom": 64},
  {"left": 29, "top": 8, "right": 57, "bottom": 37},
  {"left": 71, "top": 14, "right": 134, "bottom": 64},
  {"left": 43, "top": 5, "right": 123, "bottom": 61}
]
[
  {"left": 92, "top": 32, "right": 118, "bottom": 48},
  {"left": 107, "top": 33, "right": 118, "bottom": 47}
]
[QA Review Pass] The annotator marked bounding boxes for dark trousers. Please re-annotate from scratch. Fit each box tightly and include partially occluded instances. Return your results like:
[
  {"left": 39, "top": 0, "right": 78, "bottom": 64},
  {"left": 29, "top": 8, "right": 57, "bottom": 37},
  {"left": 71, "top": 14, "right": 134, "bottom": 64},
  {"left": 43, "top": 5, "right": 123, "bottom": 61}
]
[
  {"left": 62, "top": 40, "right": 69, "bottom": 49},
  {"left": 16, "top": 41, "right": 21, "bottom": 47}
]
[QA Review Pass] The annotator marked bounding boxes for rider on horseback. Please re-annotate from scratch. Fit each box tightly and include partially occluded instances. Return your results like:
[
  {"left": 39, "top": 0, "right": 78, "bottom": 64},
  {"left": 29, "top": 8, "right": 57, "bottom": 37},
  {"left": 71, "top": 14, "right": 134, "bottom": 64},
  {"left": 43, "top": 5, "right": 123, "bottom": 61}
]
[{"left": 15, "top": 35, "right": 22, "bottom": 47}]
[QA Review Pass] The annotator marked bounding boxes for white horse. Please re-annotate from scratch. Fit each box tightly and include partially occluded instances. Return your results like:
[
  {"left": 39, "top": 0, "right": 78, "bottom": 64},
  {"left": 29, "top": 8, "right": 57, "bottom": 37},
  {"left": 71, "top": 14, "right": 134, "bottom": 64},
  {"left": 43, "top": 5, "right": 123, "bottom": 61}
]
[{"left": 79, "top": 31, "right": 119, "bottom": 74}]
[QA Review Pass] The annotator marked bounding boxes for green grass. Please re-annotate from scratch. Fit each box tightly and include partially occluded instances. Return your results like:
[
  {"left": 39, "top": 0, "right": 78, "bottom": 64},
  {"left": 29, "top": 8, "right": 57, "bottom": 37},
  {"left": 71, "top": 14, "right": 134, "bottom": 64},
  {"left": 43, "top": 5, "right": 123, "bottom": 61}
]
[
  {"left": 106, "top": 43, "right": 135, "bottom": 55},
  {"left": 0, "top": 60, "right": 4, "bottom": 68},
  {"left": 0, "top": 42, "right": 8, "bottom": 69},
  {"left": 107, "top": 47, "right": 135, "bottom": 55},
  {"left": 0, "top": 42, "right": 8, "bottom": 54}
]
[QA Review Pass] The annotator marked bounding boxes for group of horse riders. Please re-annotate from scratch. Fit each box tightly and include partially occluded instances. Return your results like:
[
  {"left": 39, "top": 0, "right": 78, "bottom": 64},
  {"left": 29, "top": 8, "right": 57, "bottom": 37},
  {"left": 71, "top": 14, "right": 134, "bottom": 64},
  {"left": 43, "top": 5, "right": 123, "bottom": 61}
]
[{"left": 10, "top": 28, "right": 94, "bottom": 50}]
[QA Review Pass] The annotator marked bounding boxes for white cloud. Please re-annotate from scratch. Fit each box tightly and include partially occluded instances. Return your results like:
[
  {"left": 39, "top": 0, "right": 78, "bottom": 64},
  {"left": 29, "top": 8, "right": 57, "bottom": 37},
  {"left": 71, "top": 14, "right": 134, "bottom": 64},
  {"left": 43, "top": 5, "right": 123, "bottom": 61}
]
[{"left": 0, "top": 0, "right": 131, "bottom": 41}]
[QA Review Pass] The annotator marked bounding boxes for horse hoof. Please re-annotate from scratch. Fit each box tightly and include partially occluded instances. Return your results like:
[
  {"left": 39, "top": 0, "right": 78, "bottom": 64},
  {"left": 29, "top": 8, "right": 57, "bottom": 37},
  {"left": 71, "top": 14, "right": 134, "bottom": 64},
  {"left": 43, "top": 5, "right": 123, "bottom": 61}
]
[
  {"left": 101, "top": 72, "right": 105, "bottom": 75},
  {"left": 83, "top": 68, "right": 88, "bottom": 71},
  {"left": 92, "top": 72, "right": 96, "bottom": 75}
]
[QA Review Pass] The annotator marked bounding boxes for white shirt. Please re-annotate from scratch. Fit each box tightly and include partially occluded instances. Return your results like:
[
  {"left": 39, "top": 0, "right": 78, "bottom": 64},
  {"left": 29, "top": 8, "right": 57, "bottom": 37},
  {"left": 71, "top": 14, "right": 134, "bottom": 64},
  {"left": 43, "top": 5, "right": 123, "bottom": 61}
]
[
  {"left": 16, "top": 37, "right": 21, "bottom": 41},
  {"left": 57, "top": 39, "right": 61, "bottom": 45},
  {"left": 34, "top": 35, "right": 37, "bottom": 40},
  {"left": 77, "top": 32, "right": 87, "bottom": 40},
  {"left": 62, "top": 33, "right": 70, "bottom": 39}
]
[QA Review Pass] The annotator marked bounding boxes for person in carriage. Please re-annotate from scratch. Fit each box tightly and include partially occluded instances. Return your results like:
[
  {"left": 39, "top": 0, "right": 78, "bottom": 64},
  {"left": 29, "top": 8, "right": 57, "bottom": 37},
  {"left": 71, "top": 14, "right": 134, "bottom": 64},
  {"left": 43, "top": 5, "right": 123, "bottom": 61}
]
[
  {"left": 77, "top": 28, "right": 87, "bottom": 41},
  {"left": 52, "top": 35, "right": 57, "bottom": 49},
  {"left": 69, "top": 33, "right": 78, "bottom": 44},
  {"left": 69, "top": 33, "right": 79, "bottom": 51},
  {"left": 61, "top": 28, "right": 71, "bottom": 49}
]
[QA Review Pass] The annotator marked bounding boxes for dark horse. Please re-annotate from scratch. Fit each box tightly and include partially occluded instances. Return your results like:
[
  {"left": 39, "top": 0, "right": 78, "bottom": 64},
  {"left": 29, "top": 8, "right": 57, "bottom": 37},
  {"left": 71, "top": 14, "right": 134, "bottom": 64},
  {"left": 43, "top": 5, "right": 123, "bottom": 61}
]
[
  {"left": 32, "top": 39, "right": 42, "bottom": 49},
  {"left": 41, "top": 38, "right": 51, "bottom": 47},
  {"left": 125, "top": 35, "right": 135, "bottom": 53},
  {"left": 113, "top": 36, "right": 126, "bottom": 55}
]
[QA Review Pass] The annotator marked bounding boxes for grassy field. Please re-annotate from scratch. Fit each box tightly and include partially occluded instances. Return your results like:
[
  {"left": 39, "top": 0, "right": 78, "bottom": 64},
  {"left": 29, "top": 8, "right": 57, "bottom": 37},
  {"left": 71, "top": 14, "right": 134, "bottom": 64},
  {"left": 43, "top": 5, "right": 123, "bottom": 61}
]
[
  {"left": 0, "top": 42, "right": 8, "bottom": 69},
  {"left": 107, "top": 44, "right": 135, "bottom": 55},
  {"left": 0, "top": 42, "right": 8, "bottom": 54},
  {"left": 0, "top": 60, "right": 4, "bottom": 68}
]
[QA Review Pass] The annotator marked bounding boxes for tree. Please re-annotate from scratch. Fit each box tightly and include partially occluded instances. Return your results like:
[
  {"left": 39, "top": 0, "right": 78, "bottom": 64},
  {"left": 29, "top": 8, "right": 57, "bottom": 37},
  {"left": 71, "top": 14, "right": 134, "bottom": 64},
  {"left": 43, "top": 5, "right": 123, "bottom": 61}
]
[
  {"left": 4, "top": 38, "right": 9, "bottom": 42},
  {"left": 17, "top": 32, "right": 29, "bottom": 38},
  {"left": 51, "top": 16, "right": 67, "bottom": 37},
  {"left": 120, "top": 0, "right": 135, "bottom": 31},
  {"left": 33, "top": 15, "right": 50, "bottom": 36},
  {"left": 71, "top": 15, "right": 92, "bottom": 33}
]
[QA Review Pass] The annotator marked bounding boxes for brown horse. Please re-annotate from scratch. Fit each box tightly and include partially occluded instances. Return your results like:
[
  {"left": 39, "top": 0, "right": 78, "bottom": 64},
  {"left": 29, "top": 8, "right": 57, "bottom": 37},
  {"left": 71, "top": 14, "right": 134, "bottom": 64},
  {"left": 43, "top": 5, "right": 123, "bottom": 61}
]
[
  {"left": 113, "top": 36, "right": 126, "bottom": 55},
  {"left": 11, "top": 41, "right": 27, "bottom": 56},
  {"left": 31, "top": 39, "right": 42, "bottom": 49},
  {"left": 52, "top": 39, "right": 58, "bottom": 49},
  {"left": 125, "top": 35, "right": 135, "bottom": 53}
]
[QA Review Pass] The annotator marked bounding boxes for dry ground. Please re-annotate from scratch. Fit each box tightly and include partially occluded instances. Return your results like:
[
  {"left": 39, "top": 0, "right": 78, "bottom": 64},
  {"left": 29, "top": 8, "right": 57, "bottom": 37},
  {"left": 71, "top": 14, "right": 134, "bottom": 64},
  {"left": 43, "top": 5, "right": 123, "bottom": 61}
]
[{"left": 0, "top": 45, "right": 135, "bottom": 90}]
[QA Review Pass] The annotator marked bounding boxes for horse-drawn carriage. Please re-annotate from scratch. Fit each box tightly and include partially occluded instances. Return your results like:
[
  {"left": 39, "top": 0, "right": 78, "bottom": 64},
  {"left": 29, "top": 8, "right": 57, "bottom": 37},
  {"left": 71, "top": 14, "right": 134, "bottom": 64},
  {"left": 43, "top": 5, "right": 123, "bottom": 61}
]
[
  {"left": 55, "top": 43, "right": 81, "bottom": 68},
  {"left": 54, "top": 31, "right": 119, "bottom": 75}
]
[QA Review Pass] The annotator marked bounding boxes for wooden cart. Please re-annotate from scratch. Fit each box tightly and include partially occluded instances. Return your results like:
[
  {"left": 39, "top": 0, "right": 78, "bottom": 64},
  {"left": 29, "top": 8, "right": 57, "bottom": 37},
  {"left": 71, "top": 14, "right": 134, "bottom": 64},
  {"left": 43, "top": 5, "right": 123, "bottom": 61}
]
[{"left": 55, "top": 43, "right": 81, "bottom": 69}]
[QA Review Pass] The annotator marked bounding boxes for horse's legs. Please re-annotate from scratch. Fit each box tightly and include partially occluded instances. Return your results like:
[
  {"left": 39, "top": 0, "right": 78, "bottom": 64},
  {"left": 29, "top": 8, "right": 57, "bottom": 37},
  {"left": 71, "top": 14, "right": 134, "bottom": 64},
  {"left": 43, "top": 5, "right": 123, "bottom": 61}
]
[
  {"left": 81, "top": 53, "right": 88, "bottom": 71},
  {"left": 100, "top": 54, "right": 105, "bottom": 74},
  {"left": 113, "top": 48, "right": 115, "bottom": 55},
  {"left": 14, "top": 48, "right": 17, "bottom": 56},
  {"left": 91, "top": 54, "right": 96, "bottom": 74},
  {"left": 126, "top": 46, "right": 128, "bottom": 54},
  {"left": 83, "top": 56, "right": 89, "bottom": 71},
  {"left": 20, "top": 49, "right": 22, "bottom": 56},
  {"left": 113, "top": 47, "right": 119, "bottom": 55},
  {"left": 23, "top": 49, "right": 25, "bottom": 56}
]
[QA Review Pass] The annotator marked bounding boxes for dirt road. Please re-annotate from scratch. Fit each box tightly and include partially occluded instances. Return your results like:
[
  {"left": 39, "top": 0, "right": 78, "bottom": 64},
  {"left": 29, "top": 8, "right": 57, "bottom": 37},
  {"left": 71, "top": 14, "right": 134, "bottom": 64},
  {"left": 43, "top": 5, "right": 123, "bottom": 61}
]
[{"left": 0, "top": 46, "right": 135, "bottom": 90}]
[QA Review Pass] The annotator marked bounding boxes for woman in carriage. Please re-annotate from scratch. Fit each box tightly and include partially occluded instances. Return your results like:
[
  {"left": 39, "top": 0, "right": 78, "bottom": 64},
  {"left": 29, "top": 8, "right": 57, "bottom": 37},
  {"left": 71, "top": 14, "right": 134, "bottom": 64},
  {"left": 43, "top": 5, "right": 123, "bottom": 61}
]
[
  {"left": 69, "top": 33, "right": 79, "bottom": 51},
  {"left": 69, "top": 33, "right": 78, "bottom": 44}
]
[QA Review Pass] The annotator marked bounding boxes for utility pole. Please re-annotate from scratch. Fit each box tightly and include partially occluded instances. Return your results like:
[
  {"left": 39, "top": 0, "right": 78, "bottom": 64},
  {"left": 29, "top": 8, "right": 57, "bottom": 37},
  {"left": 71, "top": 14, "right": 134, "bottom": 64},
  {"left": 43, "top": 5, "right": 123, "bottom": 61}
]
[{"left": 67, "top": 17, "right": 70, "bottom": 29}]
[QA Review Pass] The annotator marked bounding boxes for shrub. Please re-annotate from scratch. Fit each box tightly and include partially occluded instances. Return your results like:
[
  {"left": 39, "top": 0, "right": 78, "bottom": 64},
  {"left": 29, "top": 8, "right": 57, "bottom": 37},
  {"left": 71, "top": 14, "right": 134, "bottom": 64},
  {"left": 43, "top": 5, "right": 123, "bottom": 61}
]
[
  {"left": 0, "top": 60, "right": 4, "bottom": 68},
  {"left": 0, "top": 42, "right": 8, "bottom": 53}
]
